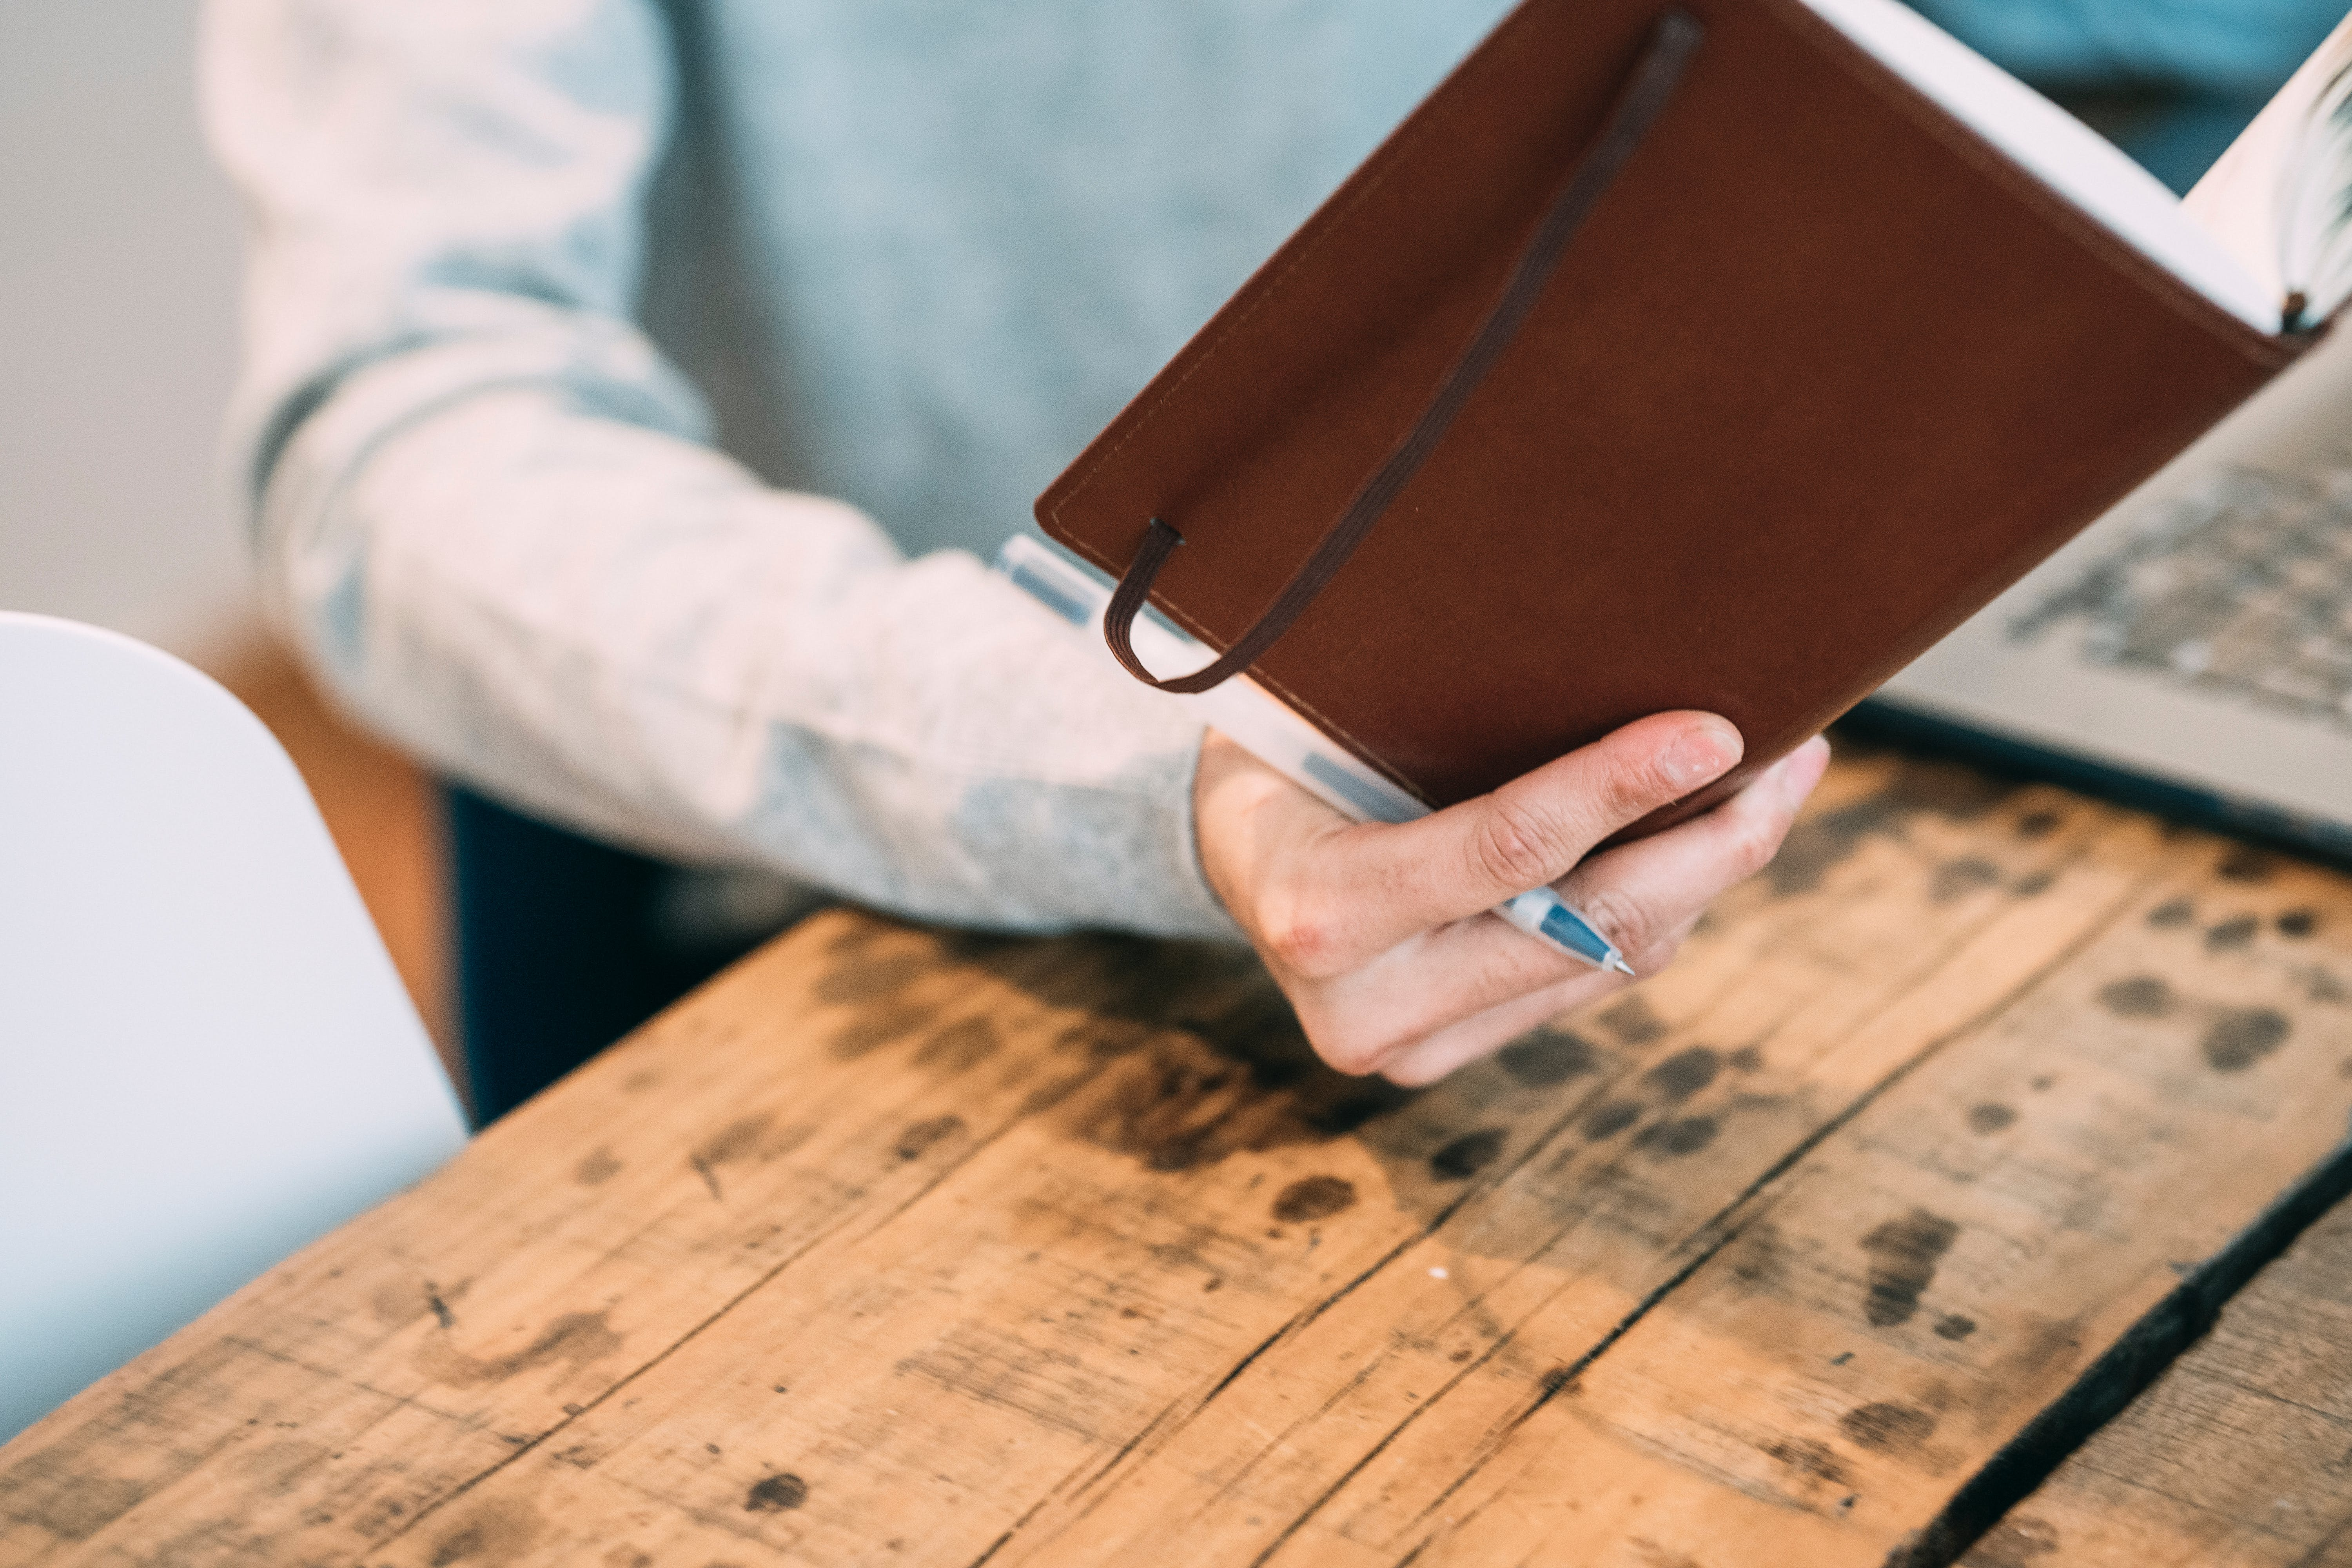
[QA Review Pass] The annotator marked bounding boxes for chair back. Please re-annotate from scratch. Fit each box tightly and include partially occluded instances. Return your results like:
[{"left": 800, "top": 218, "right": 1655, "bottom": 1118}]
[{"left": 0, "top": 614, "right": 466, "bottom": 1441}]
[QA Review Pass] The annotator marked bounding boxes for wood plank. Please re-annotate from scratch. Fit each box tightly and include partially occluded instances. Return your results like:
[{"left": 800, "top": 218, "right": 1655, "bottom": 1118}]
[
  {"left": 5, "top": 745, "right": 2351, "bottom": 1567},
  {"left": 1956, "top": 1173, "right": 2352, "bottom": 1567}
]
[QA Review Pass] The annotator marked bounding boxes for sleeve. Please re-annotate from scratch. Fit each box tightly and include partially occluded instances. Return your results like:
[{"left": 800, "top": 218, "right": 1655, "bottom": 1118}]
[
  {"left": 1906, "top": 0, "right": 2351, "bottom": 96},
  {"left": 198, "top": 0, "right": 1240, "bottom": 939}
]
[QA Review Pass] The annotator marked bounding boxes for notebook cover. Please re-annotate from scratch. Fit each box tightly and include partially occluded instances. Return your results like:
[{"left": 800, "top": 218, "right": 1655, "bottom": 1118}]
[{"left": 1035, "top": 0, "right": 2303, "bottom": 831}]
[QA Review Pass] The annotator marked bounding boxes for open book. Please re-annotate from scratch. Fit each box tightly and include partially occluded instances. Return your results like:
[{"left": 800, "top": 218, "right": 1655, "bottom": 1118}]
[
  {"left": 1855, "top": 8, "right": 2352, "bottom": 862},
  {"left": 1035, "top": 0, "right": 2348, "bottom": 844}
]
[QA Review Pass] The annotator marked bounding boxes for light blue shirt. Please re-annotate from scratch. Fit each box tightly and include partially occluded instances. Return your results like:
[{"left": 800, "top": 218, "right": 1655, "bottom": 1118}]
[{"left": 200, "top": 0, "right": 2347, "bottom": 936}]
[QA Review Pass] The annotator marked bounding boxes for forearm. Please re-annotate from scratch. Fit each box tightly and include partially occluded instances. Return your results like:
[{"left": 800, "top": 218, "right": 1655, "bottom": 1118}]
[{"left": 269, "top": 382, "right": 1236, "bottom": 937}]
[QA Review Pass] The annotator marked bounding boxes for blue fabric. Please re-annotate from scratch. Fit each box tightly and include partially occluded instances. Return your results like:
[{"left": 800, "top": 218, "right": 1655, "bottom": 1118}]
[
  {"left": 1913, "top": 0, "right": 2345, "bottom": 94},
  {"left": 445, "top": 786, "right": 766, "bottom": 1124}
]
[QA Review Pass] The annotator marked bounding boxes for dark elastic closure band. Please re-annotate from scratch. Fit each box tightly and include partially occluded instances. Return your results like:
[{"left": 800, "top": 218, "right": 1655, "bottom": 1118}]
[{"left": 1103, "top": 8, "right": 1706, "bottom": 694}]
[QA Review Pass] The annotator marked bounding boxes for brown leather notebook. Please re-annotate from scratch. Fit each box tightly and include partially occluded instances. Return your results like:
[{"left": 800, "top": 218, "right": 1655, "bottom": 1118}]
[{"left": 1036, "top": 0, "right": 2317, "bottom": 835}]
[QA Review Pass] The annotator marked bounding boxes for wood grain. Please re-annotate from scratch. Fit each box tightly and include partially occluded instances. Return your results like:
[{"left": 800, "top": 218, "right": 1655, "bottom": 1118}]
[
  {"left": 1957, "top": 1172, "right": 2352, "bottom": 1567},
  {"left": 6, "top": 744, "right": 2352, "bottom": 1567}
]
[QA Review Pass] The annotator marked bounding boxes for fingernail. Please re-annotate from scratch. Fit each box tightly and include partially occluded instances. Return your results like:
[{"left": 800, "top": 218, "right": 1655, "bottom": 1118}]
[{"left": 1661, "top": 719, "right": 1742, "bottom": 788}]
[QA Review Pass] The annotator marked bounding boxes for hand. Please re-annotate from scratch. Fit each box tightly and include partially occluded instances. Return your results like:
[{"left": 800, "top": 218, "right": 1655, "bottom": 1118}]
[{"left": 1192, "top": 714, "right": 1831, "bottom": 1085}]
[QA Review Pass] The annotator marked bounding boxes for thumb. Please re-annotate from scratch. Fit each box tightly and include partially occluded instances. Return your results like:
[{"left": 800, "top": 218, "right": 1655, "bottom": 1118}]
[{"left": 1339, "top": 712, "right": 1743, "bottom": 945}]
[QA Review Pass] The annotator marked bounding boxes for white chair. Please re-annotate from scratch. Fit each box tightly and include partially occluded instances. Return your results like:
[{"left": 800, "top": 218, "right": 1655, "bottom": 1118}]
[{"left": 0, "top": 613, "right": 467, "bottom": 1442}]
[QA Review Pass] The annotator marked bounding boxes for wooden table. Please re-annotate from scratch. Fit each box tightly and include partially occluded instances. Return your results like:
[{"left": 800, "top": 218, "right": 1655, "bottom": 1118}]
[{"left": 7, "top": 742, "right": 2352, "bottom": 1567}]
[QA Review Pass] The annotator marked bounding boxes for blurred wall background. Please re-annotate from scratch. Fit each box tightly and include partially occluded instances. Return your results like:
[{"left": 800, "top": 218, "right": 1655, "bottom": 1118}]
[
  {"left": 0, "top": 2, "right": 450, "bottom": 1065},
  {"left": 0, "top": 0, "right": 252, "bottom": 656}
]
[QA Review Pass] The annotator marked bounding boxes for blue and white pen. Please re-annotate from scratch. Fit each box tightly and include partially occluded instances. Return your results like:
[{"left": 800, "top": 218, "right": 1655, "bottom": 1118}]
[{"left": 996, "top": 535, "right": 1635, "bottom": 977}]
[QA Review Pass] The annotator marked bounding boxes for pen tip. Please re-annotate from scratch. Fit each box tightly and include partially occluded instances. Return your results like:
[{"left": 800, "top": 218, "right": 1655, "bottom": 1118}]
[{"left": 1608, "top": 955, "right": 1637, "bottom": 977}]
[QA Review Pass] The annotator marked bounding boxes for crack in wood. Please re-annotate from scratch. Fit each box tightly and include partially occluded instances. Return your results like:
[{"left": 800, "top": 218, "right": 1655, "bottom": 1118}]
[{"left": 1905, "top": 1131, "right": 2352, "bottom": 1568}]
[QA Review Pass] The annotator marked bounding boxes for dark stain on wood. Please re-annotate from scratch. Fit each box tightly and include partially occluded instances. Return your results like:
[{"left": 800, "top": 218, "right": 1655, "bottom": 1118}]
[
  {"left": 2147, "top": 898, "right": 2196, "bottom": 929},
  {"left": 831, "top": 1001, "right": 940, "bottom": 1058},
  {"left": 744, "top": 1473, "right": 808, "bottom": 1512},
  {"left": 1497, "top": 1028, "right": 1599, "bottom": 1087},
  {"left": 2207, "top": 915, "right": 2262, "bottom": 955},
  {"left": 1766, "top": 757, "right": 2014, "bottom": 895},
  {"left": 1763, "top": 1435, "right": 1851, "bottom": 1486},
  {"left": 1430, "top": 1128, "right": 1508, "bottom": 1181},
  {"left": 1633, "top": 1116, "right": 1718, "bottom": 1158},
  {"left": 1303, "top": 1080, "right": 1417, "bottom": 1136},
  {"left": 1934, "top": 1313, "right": 1978, "bottom": 1341},
  {"left": 0, "top": 1458, "right": 146, "bottom": 1542},
  {"left": 916, "top": 933, "right": 1428, "bottom": 1174},
  {"left": 2203, "top": 1007, "right": 2292, "bottom": 1072},
  {"left": 895, "top": 1116, "right": 965, "bottom": 1161},
  {"left": 690, "top": 1154, "right": 723, "bottom": 1201},
  {"left": 814, "top": 948, "right": 927, "bottom": 1004},
  {"left": 1727, "top": 1219, "right": 1790, "bottom": 1295},
  {"left": 1766, "top": 793, "right": 1903, "bottom": 897},
  {"left": 1583, "top": 1101, "right": 1642, "bottom": 1140},
  {"left": 2011, "top": 871, "right": 2054, "bottom": 897},
  {"left": 2015, "top": 810, "right": 2061, "bottom": 839},
  {"left": 1598, "top": 995, "right": 1668, "bottom": 1045},
  {"left": 1642, "top": 1047, "right": 1720, "bottom": 1102},
  {"left": 1932, "top": 859, "right": 2003, "bottom": 904},
  {"left": 573, "top": 1147, "right": 622, "bottom": 1185},
  {"left": 1842, "top": 1401, "right": 1938, "bottom": 1454},
  {"left": 2096, "top": 976, "right": 2175, "bottom": 1018},
  {"left": 2218, "top": 846, "right": 2275, "bottom": 882},
  {"left": 695, "top": 1115, "right": 773, "bottom": 1167},
  {"left": 1967, "top": 1104, "right": 2016, "bottom": 1134},
  {"left": 915, "top": 1016, "right": 999, "bottom": 1071},
  {"left": 1862, "top": 1210, "right": 1960, "bottom": 1327},
  {"left": 2277, "top": 907, "right": 2320, "bottom": 938},
  {"left": 1272, "top": 1175, "right": 1357, "bottom": 1223},
  {"left": 427, "top": 1500, "right": 543, "bottom": 1564},
  {"left": 1049, "top": 1018, "right": 1410, "bottom": 1173}
]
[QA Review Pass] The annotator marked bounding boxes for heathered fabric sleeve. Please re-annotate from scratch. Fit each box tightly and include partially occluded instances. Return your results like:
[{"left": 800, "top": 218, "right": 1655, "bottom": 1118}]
[{"left": 198, "top": 0, "right": 1239, "bottom": 938}]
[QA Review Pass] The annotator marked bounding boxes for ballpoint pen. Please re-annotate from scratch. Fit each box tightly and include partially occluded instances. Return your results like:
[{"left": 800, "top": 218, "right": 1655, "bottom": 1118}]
[{"left": 996, "top": 535, "right": 1635, "bottom": 976}]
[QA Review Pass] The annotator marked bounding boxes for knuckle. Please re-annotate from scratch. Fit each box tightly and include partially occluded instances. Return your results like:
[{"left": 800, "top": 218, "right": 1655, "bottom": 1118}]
[
  {"left": 1258, "top": 893, "right": 1349, "bottom": 978},
  {"left": 1599, "top": 751, "right": 1671, "bottom": 820},
  {"left": 1574, "top": 883, "right": 1662, "bottom": 961},
  {"left": 1730, "top": 808, "right": 1788, "bottom": 880},
  {"left": 1472, "top": 793, "right": 1573, "bottom": 891}
]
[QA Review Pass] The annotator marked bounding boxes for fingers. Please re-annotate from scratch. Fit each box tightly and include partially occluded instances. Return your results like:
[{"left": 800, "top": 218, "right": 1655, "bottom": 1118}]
[
  {"left": 1377, "top": 966, "right": 1630, "bottom": 1087},
  {"left": 1313, "top": 737, "right": 1829, "bottom": 1080},
  {"left": 1377, "top": 907, "right": 1712, "bottom": 1087},
  {"left": 1549, "top": 734, "right": 1828, "bottom": 963},
  {"left": 1198, "top": 712, "right": 1831, "bottom": 1088},
  {"left": 1328, "top": 712, "right": 1742, "bottom": 956}
]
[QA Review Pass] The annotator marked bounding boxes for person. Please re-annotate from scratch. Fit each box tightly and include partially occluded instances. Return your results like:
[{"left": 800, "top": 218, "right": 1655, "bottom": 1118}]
[{"left": 198, "top": 0, "right": 2335, "bottom": 1120}]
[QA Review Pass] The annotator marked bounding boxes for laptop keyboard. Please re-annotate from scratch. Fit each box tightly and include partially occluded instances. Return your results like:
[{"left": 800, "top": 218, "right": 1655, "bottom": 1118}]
[{"left": 2007, "top": 466, "right": 2352, "bottom": 730}]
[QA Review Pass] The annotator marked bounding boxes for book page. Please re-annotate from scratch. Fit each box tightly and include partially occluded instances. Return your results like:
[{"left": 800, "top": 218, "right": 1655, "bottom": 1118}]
[{"left": 2187, "top": 12, "right": 2352, "bottom": 323}]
